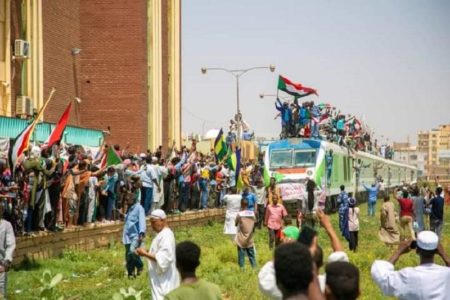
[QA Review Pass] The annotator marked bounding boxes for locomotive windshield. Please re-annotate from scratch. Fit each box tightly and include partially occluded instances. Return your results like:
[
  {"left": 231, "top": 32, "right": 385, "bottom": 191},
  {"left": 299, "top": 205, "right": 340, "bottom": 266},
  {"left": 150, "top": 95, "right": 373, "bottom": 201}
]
[
  {"left": 269, "top": 149, "right": 317, "bottom": 169},
  {"left": 293, "top": 150, "right": 317, "bottom": 167}
]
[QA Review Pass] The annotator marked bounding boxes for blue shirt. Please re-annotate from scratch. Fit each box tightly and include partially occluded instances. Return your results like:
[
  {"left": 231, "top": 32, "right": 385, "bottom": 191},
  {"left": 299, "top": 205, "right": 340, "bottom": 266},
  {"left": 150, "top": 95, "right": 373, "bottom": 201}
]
[
  {"left": 430, "top": 196, "right": 444, "bottom": 220},
  {"left": 140, "top": 164, "right": 157, "bottom": 188},
  {"left": 363, "top": 184, "right": 379, "bottom": 203},
  {"left": 337, "top": 191, "right": 349, "bottom": 212},
  {"left": 242, "top": 192, "right": 257, "bottom": 210},
  {"left": 122, "top": 202, "right": 146, "bottom": 244},
  {"left": 311, "top": 105, "right": 320, "bottom": 117},
  {"left": 104, "top": 173, "right": 118, "bottom": 193},
  {"left": 336, "top": 119, "right": 345, "bottom": 130}
]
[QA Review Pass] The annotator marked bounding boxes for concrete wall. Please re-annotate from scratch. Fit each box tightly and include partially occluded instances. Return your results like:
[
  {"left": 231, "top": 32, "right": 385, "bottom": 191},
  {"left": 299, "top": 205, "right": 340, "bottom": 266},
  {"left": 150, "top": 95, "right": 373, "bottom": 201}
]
[{"left": 13, "top": 208, "right": 225, "bottom": 266}]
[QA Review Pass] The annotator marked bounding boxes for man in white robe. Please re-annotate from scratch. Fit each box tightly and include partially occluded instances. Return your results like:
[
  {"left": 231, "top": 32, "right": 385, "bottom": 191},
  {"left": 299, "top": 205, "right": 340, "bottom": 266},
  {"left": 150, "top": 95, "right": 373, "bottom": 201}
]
[{"left": 136, "top": 209, "right": 179, "bottom": 300}]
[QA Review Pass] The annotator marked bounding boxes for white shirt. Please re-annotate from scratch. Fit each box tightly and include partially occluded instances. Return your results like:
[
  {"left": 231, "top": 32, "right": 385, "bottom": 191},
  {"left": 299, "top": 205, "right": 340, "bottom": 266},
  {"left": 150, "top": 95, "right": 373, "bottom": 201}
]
[
  {"left": 258, "top": 261, "right": 282, "bottom": 300},
  {"left": 348, "top": 207, "right": 360, "bottom": 231},
  {"left": 258, "top": 251, "right": 349, "bottom": 298},
  {"left": 140, "top": 164, "right": 157, "bottom": 188},
  {"left": 152, "top": 165, "right": 163, "bottom": 203},
  {"left": 371, "top": 260, "right": 450, "bottom": 300},
  {"left": 253, "top": 186, "right": 266, "bottom": 205},
  {"left": 223, "top": 194, "right": 242, "bottom": 235},
  {"left": 147, "top": 227, "right": 180, "bottom": 300},
  {"left": 88, "top": 176, "right": 98, "bottom": 199}
]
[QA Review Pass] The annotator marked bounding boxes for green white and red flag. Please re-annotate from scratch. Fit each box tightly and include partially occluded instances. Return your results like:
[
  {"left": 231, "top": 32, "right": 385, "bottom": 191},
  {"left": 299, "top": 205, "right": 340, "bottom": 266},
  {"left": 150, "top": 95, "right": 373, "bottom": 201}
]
[{"left": 278, "top": 75, "right": 318, "bottom": 98}]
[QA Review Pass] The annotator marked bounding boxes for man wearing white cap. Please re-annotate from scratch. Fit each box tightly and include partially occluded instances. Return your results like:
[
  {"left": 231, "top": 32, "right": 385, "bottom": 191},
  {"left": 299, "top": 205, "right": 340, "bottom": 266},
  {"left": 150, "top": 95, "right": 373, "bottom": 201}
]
[
  {"left": 136, "top": 209, "right": 179, "bottom": 300},
  {"left": 371, "top": 231, "right": 450, "bottom": 300}
]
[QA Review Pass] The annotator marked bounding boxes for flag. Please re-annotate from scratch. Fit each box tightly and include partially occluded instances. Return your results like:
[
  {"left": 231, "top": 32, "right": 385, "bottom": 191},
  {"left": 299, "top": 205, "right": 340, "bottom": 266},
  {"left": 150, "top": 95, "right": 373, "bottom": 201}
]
[
  {"left": 273, "top": 171, "right": 285, "bottom": 182},
  {"left": 45, "top": 102, "right": 72, "bottom": 147},
  {"left": 214, "top": 128, "right": 228, "bottom": 162},
  {"left": 8, "top": 94, "right": 53, "bottom": 169},
  {"left": 226, "top": 147, "right": 237, "bottom": 171},
  {"left": 101, "top": 147, "right": 122, "bottom": 168},
  {"left": 235, "top": 148, "right": 243, "bottom": 190},
  {"left": 278, "top": 75, "right": 318, "bottom": 98}
]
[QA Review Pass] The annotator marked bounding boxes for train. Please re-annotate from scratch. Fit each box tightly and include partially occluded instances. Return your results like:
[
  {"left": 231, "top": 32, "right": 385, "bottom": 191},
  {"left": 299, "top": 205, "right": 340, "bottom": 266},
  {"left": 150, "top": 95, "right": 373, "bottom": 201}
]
[{"left": 263, "top": 138, "right": 417, "bottom": 211}]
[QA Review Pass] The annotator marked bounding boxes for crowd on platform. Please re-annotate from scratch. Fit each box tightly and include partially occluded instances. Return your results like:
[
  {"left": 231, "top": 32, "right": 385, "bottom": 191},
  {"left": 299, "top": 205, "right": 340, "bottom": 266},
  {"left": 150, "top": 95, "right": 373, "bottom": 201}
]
[{"left": 0, "top": 139, "right": 269, "bottom": 237}]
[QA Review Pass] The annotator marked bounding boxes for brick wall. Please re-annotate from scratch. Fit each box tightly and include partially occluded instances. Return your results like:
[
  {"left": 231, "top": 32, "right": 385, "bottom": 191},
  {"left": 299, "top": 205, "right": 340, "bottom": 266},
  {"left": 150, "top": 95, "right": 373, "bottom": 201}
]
[
  {"left": 79, "top": 0, "right": 148, "bottom": 151},
  {"left": 9, "top": 1, "right": 150, "bottom": 150},
  {"left": 42, "top": 0, "right": 81, "bottom": 125}
]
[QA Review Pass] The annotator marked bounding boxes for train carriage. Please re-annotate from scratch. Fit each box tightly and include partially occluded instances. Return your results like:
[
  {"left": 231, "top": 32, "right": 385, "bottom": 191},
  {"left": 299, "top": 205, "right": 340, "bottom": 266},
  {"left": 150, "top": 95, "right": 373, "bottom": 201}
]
[{"left": 264, "top": 138, "right": 417, "bottom": 212}]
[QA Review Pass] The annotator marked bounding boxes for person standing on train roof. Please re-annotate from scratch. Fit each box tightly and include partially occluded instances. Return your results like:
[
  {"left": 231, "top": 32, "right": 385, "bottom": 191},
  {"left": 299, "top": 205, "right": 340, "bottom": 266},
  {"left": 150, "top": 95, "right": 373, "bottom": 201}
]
[{"left": 275, "top": 99, "right": 292, "bottom": 139}]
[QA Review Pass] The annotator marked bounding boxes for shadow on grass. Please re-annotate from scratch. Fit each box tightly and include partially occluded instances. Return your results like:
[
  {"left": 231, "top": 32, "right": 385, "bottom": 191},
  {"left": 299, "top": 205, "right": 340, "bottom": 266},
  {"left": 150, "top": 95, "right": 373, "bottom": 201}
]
[{"left": 14, "top": 255, "right": 42, "bottom": 271}]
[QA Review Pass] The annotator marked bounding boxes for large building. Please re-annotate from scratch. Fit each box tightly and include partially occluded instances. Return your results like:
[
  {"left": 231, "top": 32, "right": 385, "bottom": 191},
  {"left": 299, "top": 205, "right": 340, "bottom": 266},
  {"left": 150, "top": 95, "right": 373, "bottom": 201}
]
[
  {"left": 0, "top": 0, "right": 181, "bottom": 153},
  {"left": 392, "top": 143, "right": 426, "bottom": 178},
  {"left": 417, "top": 124, "right": 450, "bottom": 180}
]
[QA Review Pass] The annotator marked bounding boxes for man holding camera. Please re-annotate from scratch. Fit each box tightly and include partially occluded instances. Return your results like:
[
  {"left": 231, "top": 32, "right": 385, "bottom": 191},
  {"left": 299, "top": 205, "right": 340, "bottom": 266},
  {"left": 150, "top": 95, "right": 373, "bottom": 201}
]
[{"left": 371, "top": 231, "right": 450, "bottom": 299}]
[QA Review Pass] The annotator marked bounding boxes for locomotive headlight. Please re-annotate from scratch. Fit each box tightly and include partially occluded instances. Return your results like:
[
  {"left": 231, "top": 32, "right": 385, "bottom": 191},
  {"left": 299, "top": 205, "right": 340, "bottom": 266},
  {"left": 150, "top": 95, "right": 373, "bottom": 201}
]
[{"left": 307, "top": 170, "right": 313, "bottom": 176}]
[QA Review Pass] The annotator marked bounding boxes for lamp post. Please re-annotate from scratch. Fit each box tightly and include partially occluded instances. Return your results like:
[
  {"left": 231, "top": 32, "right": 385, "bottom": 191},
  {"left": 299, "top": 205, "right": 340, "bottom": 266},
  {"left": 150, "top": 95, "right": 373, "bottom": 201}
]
[
  {"left": 259, "top": 93, "right": 292, "bottom": 102},
  {"left": 201, "top": 65, "right": 275, "bottom": 144},
  {"left": 71, "top": 47, "right": 82, "bottom": 126}
]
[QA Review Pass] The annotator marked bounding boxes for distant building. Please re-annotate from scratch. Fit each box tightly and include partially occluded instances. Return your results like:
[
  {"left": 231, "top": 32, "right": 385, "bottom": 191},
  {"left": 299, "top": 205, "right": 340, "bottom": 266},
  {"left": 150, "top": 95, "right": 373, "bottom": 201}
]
[
  {"left": 393, "top": 144, "right": 426, "bottom": 178},
  {"left": 417, "top": 124, "right": 450, "bottom": 180}
]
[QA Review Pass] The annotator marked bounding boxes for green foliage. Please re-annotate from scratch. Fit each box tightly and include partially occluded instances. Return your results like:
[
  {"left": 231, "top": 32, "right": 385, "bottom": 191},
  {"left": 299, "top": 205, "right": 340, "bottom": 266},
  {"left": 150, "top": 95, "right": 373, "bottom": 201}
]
[
  {"left": 8, "top": 202, "right": 450, "bottom": 300},
  {"left": 113, "top": 287, "right": 143, "bottom": 300},
  {"left": 39, "top": 270, "right": 64, "bottom": 300}
]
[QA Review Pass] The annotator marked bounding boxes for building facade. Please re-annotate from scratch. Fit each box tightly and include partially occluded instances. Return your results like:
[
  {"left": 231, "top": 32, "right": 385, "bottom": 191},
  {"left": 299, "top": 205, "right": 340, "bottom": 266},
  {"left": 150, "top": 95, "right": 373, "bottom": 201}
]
[
  {"left": 0, "top": 0, "right": 181, "bottom": 153},
  {"left": 417, "top": 124, "right": 450, "bottom": 180},
  {"left": 393, "top": 143, "right": 426, "bottom": 178}
]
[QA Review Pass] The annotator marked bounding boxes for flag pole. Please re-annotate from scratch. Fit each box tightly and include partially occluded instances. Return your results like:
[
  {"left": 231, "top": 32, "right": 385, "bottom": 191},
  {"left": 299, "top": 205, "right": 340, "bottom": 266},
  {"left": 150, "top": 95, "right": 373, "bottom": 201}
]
[
  {"left": 40, "top": 87, "right": 56, "bottom": 121},
  {"left": 30, "top": 87, "right": 56, "bottom": 149}
]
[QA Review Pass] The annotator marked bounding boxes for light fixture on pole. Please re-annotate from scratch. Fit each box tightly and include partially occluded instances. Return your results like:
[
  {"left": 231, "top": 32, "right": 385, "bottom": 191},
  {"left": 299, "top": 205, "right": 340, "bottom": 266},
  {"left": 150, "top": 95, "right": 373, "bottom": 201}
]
[
  {"left": 259, "top": 93, "right": 292, "bottom": 101},
  {"left": 71, "top": 47, "right": 82, "bottom": 126},
  {"left": 201, "top": 65, "right": 275, "bottom": 144}
]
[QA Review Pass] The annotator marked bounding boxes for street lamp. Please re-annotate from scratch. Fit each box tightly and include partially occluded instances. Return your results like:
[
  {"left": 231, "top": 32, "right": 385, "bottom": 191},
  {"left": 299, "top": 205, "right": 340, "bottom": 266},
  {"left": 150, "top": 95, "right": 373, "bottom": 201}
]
[
  {"left": 201, "top": 65, "right": 275, "bottom": 144},
  {"left": 259, "top": 93, "right": 292, "bottom": 101},
  {"left": 201, "top": 65, "right": 276, "bottom": 144}
]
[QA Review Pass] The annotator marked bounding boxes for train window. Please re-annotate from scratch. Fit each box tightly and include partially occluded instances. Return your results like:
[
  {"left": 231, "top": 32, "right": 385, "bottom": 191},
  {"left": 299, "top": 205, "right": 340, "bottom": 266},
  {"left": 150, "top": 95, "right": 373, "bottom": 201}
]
[
  {"left": 293, "top": 150, "right": 317, "bottom": 167},
  {"left": 343, "top": 157, "right": 348, "bottom": 181},
  {"left": 270, "top": 150, "right": 292, "bottom": 169}
]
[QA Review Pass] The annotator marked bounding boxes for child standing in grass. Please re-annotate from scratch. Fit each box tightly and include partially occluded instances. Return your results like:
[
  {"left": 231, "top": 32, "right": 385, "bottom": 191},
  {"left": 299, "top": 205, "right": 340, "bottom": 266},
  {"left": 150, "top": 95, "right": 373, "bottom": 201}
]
[{"left": 235, "top": 198, "right": 256, "bottom": 269}]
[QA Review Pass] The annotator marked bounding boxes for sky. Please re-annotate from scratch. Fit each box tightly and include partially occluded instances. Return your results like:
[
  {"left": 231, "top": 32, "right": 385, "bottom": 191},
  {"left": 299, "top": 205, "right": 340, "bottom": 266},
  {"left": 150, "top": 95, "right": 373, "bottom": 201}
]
[{"left": 182, "top": 0, "right": 450, "bottom": 144}]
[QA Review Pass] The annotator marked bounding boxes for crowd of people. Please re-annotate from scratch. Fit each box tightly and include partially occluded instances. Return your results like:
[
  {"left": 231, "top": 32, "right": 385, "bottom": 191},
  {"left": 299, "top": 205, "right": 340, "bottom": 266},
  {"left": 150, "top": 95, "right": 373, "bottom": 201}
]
[
  {"left": 1, "top": 136, "right": 449, "bottom": 299},
  {"left": 0, "top": 139, "right": 271, "bottom": 237},
  {"left": 336, "top": 180, "right": 448, "bottom": 252},
  {"left": 274, "top": 98, "right": 395, "bottom": 159},
  {"left": 129, "top": 190, "right": 449, "bottom": 300}
]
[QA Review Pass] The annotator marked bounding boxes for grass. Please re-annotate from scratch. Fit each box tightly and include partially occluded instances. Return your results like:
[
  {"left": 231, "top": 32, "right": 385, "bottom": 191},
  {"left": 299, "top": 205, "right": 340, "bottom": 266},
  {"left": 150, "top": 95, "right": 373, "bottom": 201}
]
[{"left": 9, "top": 201, "right": 450, "bottom": 300}]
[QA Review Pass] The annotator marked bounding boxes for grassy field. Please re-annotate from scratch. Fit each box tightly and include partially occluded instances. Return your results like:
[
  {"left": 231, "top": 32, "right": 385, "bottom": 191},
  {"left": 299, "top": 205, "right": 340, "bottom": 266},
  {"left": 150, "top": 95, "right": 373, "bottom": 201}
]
[{"left": 9, "top": 201, "right": 450, "bottom": 300}]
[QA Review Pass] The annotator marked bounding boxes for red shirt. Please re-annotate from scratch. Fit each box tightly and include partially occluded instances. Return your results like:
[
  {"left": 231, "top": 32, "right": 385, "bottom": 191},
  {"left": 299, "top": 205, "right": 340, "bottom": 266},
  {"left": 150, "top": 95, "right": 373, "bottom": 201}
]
[{"left": 398, "top": 198, "right": 414, "bottom": 217}]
